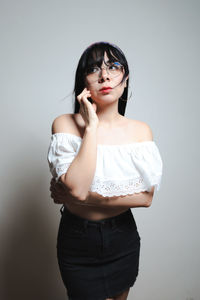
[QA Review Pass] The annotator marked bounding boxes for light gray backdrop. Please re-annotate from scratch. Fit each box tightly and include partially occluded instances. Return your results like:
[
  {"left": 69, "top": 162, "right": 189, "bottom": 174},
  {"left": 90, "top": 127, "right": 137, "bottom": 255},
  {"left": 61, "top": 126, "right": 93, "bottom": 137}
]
[{"left": 1, "top": 0, "right": 199, "bottom": 299}]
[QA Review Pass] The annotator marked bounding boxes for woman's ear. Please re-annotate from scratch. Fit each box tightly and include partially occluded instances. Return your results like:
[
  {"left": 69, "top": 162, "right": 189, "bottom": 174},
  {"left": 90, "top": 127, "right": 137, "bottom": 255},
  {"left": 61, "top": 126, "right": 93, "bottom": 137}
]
[
  {"left": 124, "top": 75, "right": 129, "bottom": 87},
  {"left": 124, "top": 79, "right": 128, "bottom": 87}
]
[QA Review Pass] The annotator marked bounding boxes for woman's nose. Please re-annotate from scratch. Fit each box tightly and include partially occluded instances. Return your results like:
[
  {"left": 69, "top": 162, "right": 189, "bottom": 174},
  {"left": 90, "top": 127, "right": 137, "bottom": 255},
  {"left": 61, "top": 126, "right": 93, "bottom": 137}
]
[{"left": 98, "top": 68, "right": 110, "bottom": 82}]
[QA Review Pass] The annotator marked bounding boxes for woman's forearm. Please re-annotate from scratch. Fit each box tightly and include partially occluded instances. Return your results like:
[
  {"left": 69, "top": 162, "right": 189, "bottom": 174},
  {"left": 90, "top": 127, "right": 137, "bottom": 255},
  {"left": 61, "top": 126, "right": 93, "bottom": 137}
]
[
  {"left": 52, "top": 180, "right": 154, "bottom": 208},
  {"left": 60, "top": 126, "right": 98, "bottom": 201},
  {"left": 83, "top": 187, "right": 154, "bottom": 208}
]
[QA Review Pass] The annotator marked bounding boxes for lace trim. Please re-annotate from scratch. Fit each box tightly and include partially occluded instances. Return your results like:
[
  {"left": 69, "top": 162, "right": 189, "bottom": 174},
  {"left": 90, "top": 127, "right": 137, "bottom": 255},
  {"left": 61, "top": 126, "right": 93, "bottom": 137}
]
[
  {"left": 56, "top": 165, "right": 70, "bottom": 173},
  {"left": 90, "top": 176, "right": 156, "bottom": 197},
  {"left": 53, "top": 166, "right": 161, "bottom": 195},
  {"left": 52, "top": 165, "right": 71, "bottom": 181}
]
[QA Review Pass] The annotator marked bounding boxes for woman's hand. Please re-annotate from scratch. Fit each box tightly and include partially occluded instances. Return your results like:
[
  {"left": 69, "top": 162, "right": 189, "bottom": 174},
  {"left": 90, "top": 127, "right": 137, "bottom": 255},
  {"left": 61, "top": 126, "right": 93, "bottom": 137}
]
[
  {"left": 50, "top": 177, "right": 81, "bottom": 205},
  {"left": 77, "top": 88, "right": 99, "bottom": 128},
  {"left": 49, "top": 178, "right": 103, "bottom": 207},
  {"left": 50, "top": 178, "right": 68, "bottom": 204},
  {"left": 50, "top": 177, "right": 94, "bottom": 206}
]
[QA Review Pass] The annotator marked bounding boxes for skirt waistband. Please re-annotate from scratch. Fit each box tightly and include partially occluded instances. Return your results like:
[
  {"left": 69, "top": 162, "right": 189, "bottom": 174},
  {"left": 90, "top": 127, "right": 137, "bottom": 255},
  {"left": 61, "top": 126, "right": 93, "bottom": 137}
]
[{"left": 60, "top": 205, "right": 136, "bottom": 229}]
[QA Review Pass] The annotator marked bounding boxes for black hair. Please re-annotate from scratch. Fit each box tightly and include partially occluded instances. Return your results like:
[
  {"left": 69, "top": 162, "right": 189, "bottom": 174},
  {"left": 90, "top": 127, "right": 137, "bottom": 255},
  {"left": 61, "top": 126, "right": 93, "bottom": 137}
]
[{"left": 73, "top": 41, "right": 130, "bottom": 116}]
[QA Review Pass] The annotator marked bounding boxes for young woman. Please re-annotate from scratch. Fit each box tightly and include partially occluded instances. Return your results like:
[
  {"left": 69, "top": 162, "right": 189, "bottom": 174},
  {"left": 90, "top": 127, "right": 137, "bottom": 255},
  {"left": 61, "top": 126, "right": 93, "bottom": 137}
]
[{"left": 47, "top": 41, "right": 163, "bottom": 300}]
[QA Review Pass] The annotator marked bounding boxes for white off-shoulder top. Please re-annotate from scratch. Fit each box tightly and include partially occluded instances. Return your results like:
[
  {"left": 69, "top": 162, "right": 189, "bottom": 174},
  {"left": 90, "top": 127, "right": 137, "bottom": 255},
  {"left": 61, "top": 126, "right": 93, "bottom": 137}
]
[{"left": 47, "top": 132, "right": 163, "bottom": 197}]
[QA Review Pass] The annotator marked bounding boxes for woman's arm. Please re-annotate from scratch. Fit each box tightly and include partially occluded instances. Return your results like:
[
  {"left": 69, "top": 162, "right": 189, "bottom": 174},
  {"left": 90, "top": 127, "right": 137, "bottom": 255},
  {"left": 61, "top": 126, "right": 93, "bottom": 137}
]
[
  {"left": 83, "top": 188, "right": 154, "bottom": 208},
  {"left": 59, "top": 126, "right": 98, "bottom": 201},
  {"left": 50, "top": 178, "right": 154, "bottom": 208},
  {"left": 52, "top": 88, "right": 99, "bottom": 201}
]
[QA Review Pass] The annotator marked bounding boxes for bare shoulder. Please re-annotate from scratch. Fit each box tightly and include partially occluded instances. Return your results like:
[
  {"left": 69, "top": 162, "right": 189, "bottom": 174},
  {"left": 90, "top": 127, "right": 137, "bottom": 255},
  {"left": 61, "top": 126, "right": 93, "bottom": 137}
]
[
  {"left": 51, "top": 113, "right": 76, "bottom": 134},
  {"left": 125, "top": 118, "right": 153, "bottom": 142}
]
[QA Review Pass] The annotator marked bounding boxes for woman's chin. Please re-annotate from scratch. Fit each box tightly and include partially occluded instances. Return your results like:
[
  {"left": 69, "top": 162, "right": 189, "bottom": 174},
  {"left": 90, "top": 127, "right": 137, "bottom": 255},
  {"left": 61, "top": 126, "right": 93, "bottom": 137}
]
[{"left": 93, "top": 94, "right": 119, "bottom": 104}]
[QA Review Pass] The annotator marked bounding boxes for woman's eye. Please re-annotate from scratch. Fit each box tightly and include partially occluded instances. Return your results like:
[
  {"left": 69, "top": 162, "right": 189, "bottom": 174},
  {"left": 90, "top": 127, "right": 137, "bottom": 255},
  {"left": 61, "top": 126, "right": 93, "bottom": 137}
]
[
  {"left": 109, "top": 62, "right": 121, "bottom": 70},
  {"left": 87, "top": 67, "right": 99, "bottom": 74},
  {"left": 109, "top": 64, "right": 118, "bottom": 70}
]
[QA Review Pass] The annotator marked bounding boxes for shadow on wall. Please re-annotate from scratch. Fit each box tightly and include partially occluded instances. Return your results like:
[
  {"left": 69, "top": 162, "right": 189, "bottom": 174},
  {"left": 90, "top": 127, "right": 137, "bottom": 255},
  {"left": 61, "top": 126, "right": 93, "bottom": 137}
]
[{"left": 1, "top": 174, "right": 67, "bottom": 300}]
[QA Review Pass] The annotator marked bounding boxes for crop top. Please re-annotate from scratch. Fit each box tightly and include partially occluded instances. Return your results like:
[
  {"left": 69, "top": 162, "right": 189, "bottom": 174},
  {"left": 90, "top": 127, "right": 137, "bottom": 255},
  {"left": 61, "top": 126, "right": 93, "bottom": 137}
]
[{"left": 47, "top": 132, "right": 163, "bottom": 197}]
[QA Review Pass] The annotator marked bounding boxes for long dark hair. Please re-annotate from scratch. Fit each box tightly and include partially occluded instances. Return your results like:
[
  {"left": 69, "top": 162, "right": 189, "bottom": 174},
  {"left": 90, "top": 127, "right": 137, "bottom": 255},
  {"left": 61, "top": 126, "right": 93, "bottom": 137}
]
[{"left": 73, "top": 42, "right": 130, "bottom": 116}]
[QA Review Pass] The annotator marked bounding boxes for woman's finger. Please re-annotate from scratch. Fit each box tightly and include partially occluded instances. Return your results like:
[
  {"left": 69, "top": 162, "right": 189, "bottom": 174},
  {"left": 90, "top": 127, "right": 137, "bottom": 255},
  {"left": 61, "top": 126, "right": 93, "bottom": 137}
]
[
  {"left": 77, "top": 93, "right": 91, "bottom": 104},
  {"left": 50, "top": 181, "right": 64, "bottom": 192},
  {"left": 51, "top": 193, "right": 61, "bottom": 203},
  {"left": 77, "top": 89, "right": 91, "bottom": 103},
  {"left": 50, "top": 177, "right": 56, "bottom": 185}
]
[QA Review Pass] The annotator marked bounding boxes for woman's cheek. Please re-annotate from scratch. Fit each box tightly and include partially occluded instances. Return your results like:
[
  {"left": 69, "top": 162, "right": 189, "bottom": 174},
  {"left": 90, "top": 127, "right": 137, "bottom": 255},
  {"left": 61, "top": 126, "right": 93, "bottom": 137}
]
[{"left": 90, "top": 90, "right": 98, "bottom": 100}]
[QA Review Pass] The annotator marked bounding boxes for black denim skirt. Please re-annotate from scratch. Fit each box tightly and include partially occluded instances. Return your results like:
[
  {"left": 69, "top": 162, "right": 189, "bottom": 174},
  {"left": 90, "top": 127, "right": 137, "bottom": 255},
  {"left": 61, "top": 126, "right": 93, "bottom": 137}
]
[{"left": 57, "top": 206, "right": 141, "bottom": 300}]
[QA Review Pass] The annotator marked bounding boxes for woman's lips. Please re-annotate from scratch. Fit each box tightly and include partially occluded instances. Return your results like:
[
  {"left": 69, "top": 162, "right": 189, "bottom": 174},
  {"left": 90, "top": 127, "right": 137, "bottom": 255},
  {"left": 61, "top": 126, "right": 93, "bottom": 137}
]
[{"left": 100, "top": 87, "right": 112, "bottom": 93}]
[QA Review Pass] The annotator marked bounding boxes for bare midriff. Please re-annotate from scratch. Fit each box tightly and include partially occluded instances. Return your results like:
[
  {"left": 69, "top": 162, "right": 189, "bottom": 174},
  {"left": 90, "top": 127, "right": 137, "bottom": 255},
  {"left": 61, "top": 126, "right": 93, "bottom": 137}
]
[{"left": 64, "top": 202, "right": 129, "bottom": 221}]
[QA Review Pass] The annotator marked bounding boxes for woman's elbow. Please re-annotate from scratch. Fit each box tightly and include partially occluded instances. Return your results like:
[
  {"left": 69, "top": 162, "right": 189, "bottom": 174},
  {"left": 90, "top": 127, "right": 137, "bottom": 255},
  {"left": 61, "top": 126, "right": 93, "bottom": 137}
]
[
  {"left": 60, "top": 174, "right": 88, "bottom": 201},
  {"left": 145, "top": 196, "right": 153, "bottom": 207},
  {"left": 59, "top": 174, "right": 86, "bottom": 202},
  {"left": 145, "top": 187, "right": 154, "bottom": 207},
  {"left": 71, "top": 191, "right": 88, "bottom": 202}
]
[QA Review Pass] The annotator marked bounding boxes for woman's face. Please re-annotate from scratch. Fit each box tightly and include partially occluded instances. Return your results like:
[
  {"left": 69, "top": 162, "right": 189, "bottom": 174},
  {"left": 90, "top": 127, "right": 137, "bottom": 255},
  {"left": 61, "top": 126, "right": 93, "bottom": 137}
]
[{"left": 85, "top": 52, "right": 128, "bottom": 105}]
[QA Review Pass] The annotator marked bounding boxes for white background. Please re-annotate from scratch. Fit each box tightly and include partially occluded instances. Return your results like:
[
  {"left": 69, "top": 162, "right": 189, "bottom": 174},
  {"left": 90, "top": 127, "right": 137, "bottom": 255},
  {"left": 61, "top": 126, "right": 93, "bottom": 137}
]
[{"left": 1, "top": 0, "right": 199, "bottom": 299}]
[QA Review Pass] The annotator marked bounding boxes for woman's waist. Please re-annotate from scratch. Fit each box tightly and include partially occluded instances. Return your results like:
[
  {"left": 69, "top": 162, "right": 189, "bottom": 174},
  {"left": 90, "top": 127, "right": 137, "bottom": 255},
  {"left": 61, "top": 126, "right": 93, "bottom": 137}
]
[{"left": 64, "top": 203, "right": 129, "bottom": 221}]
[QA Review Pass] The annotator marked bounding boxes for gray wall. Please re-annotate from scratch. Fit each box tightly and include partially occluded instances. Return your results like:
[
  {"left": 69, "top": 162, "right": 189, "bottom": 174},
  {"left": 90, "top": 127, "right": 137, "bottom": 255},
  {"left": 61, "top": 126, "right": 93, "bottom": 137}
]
[{"left": 1, "top": 0, "right": 199, "bottom": 299}]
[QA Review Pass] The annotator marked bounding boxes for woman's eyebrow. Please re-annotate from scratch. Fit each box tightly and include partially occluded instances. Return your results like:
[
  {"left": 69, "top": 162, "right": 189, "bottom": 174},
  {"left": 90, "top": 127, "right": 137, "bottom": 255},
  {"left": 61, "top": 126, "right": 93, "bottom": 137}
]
[{"left": 103, "top": 59, "right": 117, "bottom": 64}]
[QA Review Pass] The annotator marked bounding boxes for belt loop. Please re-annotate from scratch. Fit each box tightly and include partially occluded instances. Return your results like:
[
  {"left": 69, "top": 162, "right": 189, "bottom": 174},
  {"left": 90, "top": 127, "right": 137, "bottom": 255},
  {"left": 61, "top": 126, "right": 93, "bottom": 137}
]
[{"left": 60, "top": 205, "right": 64, "bottom": 215}]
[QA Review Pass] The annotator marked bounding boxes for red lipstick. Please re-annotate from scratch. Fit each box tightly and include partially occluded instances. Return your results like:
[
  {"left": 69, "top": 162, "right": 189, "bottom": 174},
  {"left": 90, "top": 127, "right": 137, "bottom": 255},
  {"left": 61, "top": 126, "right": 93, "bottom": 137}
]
[{"left": 100, "top": 86, "right": 112, "bottom": 92}]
